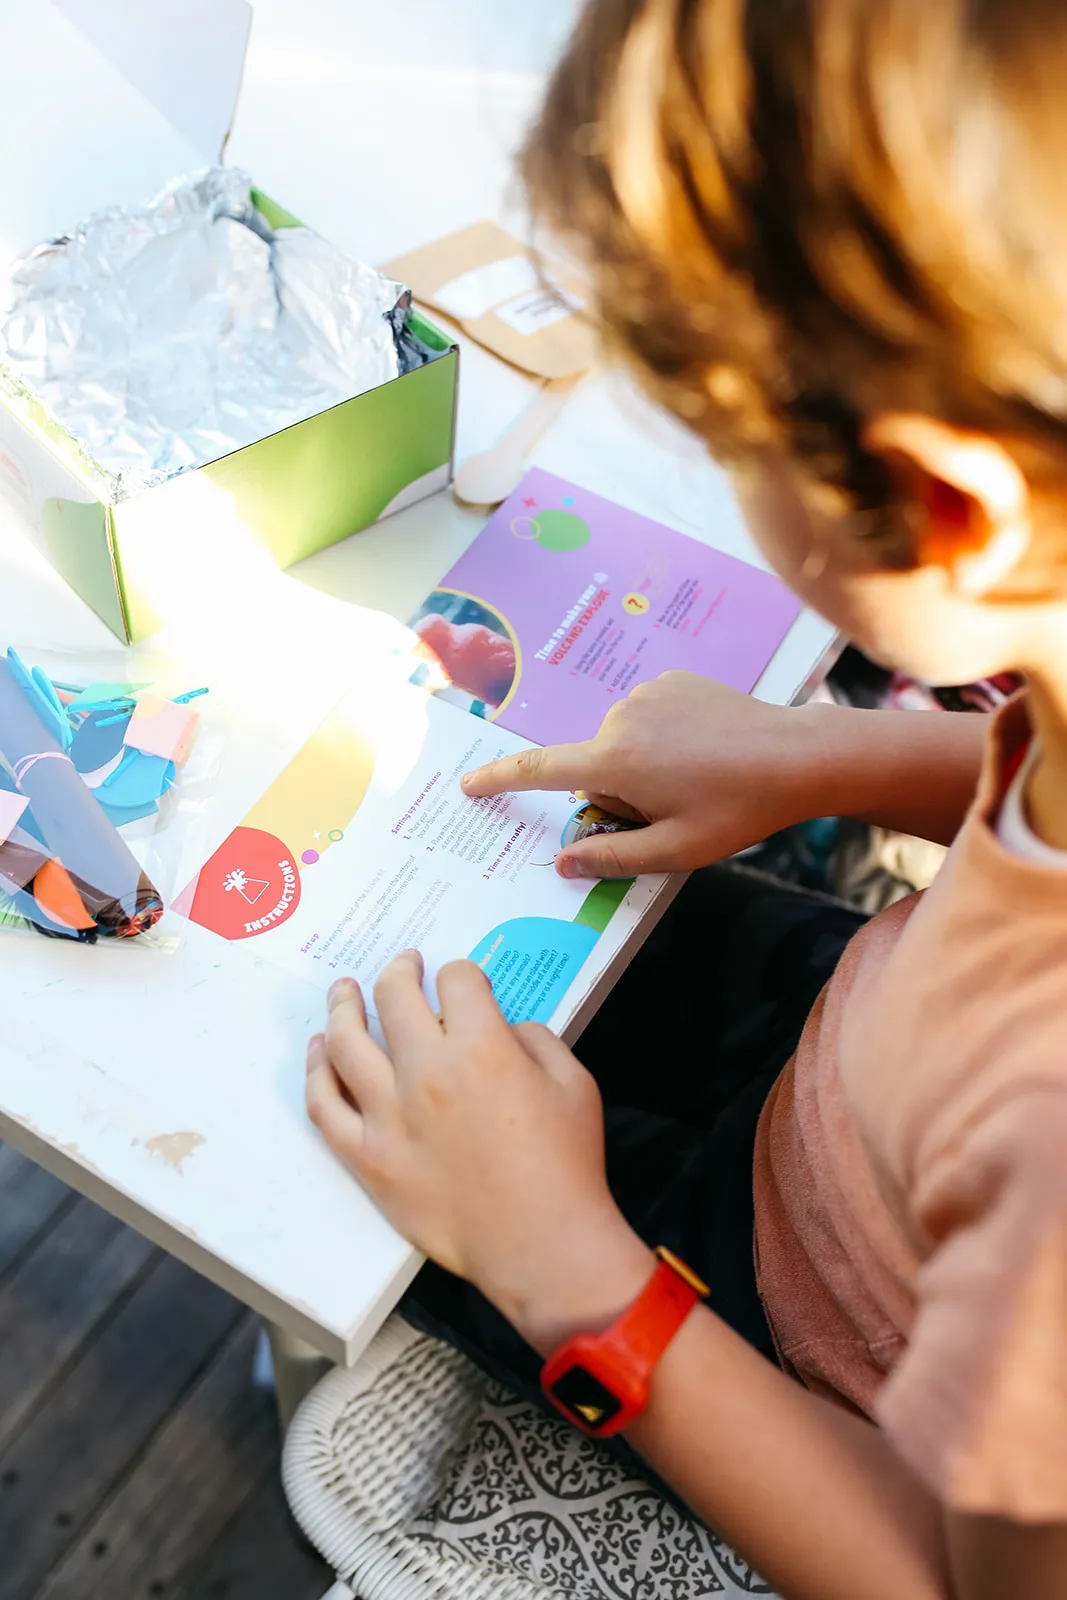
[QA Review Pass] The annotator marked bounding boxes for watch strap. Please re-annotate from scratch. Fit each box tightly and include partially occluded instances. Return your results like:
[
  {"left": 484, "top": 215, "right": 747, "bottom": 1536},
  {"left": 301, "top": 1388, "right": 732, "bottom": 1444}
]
[
  {"left": 609, "top": 1247, "right": 709, "bottom": 1366},
  {"left": 541, "top": 1246, "right": 709, "bottom": 1436}
]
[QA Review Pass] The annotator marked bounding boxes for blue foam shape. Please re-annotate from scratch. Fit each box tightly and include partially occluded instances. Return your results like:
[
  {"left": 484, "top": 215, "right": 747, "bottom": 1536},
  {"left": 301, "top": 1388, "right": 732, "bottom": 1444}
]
[
  {"left": 31, "top": 667, "right": 73, "bottom": 749},
  {"left": 72, "top": 710, "right": 130, "bottom": 773},
  {"left": 95, "top": 798, "right": 159, "bottom": 828},
  {"left": 6, "top": 650, "right": 70, "bottom": 748},
  {"left": 100, "top": 753, "right": 175, "bottom": 809}
]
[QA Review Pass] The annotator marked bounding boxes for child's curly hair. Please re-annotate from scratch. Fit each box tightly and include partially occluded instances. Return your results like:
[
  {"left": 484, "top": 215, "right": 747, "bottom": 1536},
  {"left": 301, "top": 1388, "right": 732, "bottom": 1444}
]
[{"left": 523, "top": 0, "right": 1067, "bottom": 576}]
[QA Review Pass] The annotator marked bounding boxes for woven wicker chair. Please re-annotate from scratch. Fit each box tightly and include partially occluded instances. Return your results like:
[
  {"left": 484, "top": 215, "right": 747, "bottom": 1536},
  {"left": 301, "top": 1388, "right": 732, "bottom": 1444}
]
[{"left": 283, "top": 1314, "right": 779, "bottom": 1600}]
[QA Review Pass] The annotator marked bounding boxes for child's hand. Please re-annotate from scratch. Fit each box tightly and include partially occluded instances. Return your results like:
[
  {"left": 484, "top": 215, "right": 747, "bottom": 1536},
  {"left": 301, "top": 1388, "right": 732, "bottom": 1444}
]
[
  {"left": 462, "top": 673, "right": 820, "bottom": 878},
  {"left": 306, "top": 954, "right": 653, "bottom": 1353}
]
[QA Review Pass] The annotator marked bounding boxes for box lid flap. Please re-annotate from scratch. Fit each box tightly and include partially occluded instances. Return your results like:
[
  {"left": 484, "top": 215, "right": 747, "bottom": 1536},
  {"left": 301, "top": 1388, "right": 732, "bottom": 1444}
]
[{"left": 0, "top": 0, "right": 252, "bottom": 283}]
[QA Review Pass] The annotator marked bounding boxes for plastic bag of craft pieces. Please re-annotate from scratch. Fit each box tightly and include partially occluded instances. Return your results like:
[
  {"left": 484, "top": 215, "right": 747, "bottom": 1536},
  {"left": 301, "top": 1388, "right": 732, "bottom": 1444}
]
[{"left": 0, "top": 642, "right": 224, "bottom": 949}]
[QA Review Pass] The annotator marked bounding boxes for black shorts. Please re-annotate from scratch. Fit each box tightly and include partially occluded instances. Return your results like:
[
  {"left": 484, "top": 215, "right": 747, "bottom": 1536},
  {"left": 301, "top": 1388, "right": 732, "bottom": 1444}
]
[{"left": 401, "top": 862, "right": 865, "bottom": 1481}]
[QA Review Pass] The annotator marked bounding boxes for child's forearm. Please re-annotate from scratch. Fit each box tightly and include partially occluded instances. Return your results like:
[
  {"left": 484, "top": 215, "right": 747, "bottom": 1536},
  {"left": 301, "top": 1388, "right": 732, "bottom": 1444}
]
[
  {"left": 513, "top": 1231, "right": 952, "bottom": 1600},
  {"left": 799, "top": 701, "right": 989, "bottom": 847},
  {"left": 624, "top": 1300, "right": 1066, "bottom": 1600},
  {"left": 623, "top": 1305, "right": 952, "bottom": 1600}
]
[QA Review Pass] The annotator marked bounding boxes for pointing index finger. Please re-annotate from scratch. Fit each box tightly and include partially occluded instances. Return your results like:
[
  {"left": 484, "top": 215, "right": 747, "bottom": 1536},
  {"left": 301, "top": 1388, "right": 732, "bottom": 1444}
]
[{"left": 461, "top": 741, "right": 597, "bottom": 798}]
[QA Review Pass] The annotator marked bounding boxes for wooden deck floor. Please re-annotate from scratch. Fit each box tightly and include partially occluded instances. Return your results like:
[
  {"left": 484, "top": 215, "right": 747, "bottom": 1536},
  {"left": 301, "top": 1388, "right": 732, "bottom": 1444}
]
[{"left": 0, "top": 1140, "right": 332, "bottom": 1600}]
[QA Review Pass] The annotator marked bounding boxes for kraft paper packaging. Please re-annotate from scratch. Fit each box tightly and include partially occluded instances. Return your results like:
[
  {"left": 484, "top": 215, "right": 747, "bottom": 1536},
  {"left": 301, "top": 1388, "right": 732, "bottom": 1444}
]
[{"left": 385, "top": 221, "right": 597, "bottom": 381}]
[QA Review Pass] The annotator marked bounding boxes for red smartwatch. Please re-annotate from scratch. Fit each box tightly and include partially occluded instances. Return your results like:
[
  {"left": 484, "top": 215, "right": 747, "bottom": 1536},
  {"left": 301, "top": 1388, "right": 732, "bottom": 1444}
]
[{"left": 541, "top": 1246, "right": 709, "bottom": 1437}]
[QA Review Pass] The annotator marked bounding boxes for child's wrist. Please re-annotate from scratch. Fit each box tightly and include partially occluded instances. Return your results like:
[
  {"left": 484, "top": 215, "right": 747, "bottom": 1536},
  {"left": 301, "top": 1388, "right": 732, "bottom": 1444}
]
[
  {"left": 486, "top": 1215, "right": 656, "bottom": 1358},
  {"left": 791, "top": 699, "right": 875, "bottom": 824},
  {"left": 768, "top": 700, "right": 846, "bottom": 828}
]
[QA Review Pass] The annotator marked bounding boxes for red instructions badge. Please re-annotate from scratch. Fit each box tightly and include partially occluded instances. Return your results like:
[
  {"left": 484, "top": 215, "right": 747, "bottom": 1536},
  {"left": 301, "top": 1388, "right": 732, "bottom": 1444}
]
[{"left": 185, "top": 826, "right": 302, "bottom": 941}]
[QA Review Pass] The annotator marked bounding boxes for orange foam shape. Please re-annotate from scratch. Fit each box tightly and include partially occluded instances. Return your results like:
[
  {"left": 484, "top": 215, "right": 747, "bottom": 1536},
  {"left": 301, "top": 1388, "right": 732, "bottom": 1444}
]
[{"left": 34, "top": 860, "right": 97, "bottom": 931}]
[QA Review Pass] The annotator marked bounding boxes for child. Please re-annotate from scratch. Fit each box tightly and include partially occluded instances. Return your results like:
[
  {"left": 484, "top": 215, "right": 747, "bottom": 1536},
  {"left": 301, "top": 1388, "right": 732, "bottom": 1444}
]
[{"left": 305, "top": 2, "right": 1067, "bottom": 1595}]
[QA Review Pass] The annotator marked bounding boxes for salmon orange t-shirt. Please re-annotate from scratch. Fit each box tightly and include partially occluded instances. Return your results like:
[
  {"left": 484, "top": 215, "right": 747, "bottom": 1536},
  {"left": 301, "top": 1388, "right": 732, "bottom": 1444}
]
[{"left": 753, "top": 696, "right": 1067, "bottom": 1521}]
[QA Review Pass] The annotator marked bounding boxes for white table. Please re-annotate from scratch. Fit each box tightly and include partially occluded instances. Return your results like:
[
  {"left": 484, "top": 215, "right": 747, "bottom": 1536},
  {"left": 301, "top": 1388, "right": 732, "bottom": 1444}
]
[{"left": 0, "top": 0, "right": 836, "bottom": 1380}]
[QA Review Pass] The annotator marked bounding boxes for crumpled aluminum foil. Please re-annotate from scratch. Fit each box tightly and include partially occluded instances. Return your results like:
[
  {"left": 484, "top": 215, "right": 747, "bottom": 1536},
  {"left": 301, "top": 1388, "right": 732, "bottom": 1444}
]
[{"left": 0, "top": 168, "right": 415, "bottom": 501}]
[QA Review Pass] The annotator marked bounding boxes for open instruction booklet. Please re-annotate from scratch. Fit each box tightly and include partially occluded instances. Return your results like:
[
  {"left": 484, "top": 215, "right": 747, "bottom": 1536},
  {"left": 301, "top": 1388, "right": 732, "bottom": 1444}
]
[
  {"left": 178, "top": 473, "right": 800, "bottom": 1027},
  {"left": 178, "top": 680, "right": 633, "bottom": 1026}
]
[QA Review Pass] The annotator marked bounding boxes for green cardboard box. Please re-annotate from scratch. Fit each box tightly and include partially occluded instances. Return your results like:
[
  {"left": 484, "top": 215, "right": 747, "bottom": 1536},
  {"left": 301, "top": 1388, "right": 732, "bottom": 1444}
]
[{"left": 0, "top": 0, "right": 458, "bottom": 643}]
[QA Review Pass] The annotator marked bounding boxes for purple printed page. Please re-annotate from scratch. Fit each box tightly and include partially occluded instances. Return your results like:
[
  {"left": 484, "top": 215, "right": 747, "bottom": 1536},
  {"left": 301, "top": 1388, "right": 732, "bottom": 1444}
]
[{"left": 409, "top": 468, "right": 802, "bottom": 748}]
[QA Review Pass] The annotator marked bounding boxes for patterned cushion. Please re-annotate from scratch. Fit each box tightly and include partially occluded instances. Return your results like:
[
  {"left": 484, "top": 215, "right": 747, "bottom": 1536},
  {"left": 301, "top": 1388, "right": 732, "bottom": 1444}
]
[{"left": 410, "top": 1382, "right": 774, "bottom": 1599}]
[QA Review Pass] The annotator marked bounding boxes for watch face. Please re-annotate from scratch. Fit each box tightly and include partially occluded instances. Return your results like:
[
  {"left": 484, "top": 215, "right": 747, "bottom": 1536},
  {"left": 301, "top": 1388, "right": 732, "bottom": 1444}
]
[{"left": 550, "top": 1365, "right": 624, "bottom": 1432}]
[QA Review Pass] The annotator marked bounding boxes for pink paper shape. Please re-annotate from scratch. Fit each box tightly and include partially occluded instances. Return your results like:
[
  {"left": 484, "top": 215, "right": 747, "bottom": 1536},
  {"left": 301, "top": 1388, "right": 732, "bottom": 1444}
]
[
  {"left": 124, "top": 693, "right": 198, "bottom": 765},
  {"left": 0, "top": 790, "right": 29, "bottom": 845}
]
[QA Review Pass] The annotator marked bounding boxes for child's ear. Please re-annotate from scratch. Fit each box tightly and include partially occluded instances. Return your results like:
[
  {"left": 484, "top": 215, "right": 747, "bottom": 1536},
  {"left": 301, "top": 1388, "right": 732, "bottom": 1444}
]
[{"left": 863, "top": 412, "right": 1031, "bottom": 596}]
